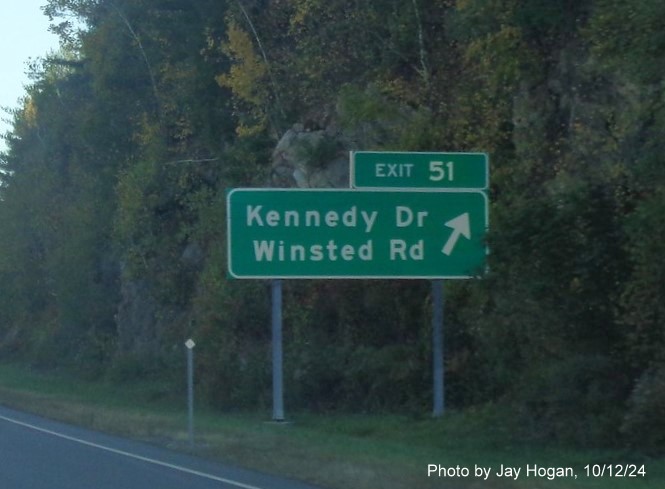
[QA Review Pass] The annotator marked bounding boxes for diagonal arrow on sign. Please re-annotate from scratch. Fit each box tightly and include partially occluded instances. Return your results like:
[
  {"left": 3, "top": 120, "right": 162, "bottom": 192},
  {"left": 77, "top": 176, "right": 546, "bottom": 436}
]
[{"left": 442, "top": 213, "right": 471, "bottom": 256}]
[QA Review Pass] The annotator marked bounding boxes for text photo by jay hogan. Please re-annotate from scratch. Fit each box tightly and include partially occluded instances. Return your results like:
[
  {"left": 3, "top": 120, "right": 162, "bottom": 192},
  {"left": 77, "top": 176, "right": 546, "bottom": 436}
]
[{"left": 427, "top": 463, "right": 647, "bottom": 481}]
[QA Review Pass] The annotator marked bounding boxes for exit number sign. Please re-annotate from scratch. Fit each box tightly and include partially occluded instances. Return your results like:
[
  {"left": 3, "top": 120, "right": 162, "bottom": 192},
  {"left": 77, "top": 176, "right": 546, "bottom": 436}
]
[{"left": 350, "top": 151, "right": 488, "bottom": 190}]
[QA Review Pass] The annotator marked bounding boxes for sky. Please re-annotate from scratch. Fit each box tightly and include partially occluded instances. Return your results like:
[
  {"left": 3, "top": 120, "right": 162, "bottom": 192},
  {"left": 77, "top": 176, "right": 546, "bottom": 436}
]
[{"left": 0, "top": 0, "right": 61, "bottom": 152}]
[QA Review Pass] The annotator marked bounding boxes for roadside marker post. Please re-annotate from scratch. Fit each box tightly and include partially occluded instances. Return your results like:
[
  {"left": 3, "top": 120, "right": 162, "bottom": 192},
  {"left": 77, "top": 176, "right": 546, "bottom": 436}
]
[{"left": 185, "top": 338, "right": 196, "bottom": 446}]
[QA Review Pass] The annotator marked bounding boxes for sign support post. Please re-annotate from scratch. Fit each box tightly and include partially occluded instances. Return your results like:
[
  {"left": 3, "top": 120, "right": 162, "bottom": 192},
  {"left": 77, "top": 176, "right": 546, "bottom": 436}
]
[
  {"left": 432, "top": 280, "right": 444, "bottom": 417},
  {"left": 271, "top": 279, "right": 285, "bottom": 421}
]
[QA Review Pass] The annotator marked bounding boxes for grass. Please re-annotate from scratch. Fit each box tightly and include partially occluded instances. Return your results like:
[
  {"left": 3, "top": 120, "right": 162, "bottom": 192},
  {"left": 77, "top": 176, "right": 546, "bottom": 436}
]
[{"left": 0, "top": 362, "right": 663, "bottom": 489}]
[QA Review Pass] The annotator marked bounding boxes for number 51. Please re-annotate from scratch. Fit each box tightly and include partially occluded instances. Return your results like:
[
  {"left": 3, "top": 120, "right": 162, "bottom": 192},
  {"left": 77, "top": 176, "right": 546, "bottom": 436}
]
[{"left": 429, "top": 161, "right": 454, "bottom": 182}]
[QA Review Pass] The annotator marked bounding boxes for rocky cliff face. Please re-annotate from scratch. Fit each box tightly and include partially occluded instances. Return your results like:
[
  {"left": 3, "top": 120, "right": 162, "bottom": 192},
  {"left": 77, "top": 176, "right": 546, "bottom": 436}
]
[{"left": 269, "top": 123, "right": 351, "bottom": 189}]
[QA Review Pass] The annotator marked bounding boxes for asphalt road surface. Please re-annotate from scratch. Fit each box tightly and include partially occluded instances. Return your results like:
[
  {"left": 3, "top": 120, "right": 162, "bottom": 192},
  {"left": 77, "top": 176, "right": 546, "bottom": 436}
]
[{"left": 0, "top": 405, "right": 324, "bottom": 489}]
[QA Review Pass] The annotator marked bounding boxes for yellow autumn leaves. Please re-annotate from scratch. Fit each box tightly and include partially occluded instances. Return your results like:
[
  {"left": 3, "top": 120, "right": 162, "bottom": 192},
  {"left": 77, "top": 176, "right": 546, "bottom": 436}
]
[{"left": 215, "top": 22, "right": 269, "bottom": 137}]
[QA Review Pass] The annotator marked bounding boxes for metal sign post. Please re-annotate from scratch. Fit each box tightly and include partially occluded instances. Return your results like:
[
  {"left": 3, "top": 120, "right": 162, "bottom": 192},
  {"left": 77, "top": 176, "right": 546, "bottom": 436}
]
[
  {"left": 432, "top": 280, "right": 444, "bottom": 417},
  {"left": 271, "top": 279, "right": 285, "bottom": 422}
]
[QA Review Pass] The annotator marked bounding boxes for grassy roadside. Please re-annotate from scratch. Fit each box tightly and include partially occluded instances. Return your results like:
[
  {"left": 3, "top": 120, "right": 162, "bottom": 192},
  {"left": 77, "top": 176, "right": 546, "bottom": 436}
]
[{"left": 0, "top": 362, "right": 663, "bottom": 489}]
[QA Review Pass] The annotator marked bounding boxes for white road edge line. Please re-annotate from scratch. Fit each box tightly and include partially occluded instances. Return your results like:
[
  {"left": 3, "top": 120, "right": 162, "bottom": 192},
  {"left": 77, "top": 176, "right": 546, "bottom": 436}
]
[{"left": 0, "top": 413, "right": 263, "bottom": 489}]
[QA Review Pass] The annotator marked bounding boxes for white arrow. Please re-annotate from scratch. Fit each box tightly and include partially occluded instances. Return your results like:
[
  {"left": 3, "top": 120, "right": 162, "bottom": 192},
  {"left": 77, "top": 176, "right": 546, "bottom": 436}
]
[{"left": 442, "top": 213, "right": 471, "bottom": 256}]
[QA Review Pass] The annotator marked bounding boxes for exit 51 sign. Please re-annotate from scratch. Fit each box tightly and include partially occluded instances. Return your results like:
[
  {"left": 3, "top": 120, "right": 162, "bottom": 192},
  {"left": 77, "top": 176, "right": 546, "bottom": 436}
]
[{"left": 350, "top": 151, "right": 488, "bottom": 190}]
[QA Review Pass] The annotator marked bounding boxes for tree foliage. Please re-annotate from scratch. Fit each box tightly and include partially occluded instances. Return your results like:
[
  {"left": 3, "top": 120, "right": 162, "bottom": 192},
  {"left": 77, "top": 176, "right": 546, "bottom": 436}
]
[{"left": 0, "top": 0, "right": 664, "bottom": 449}]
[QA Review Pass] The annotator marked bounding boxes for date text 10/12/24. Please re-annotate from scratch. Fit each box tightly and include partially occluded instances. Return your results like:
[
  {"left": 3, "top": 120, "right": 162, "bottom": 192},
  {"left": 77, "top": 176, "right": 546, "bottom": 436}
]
[{"left": 585, "top": 464, "right": 646, "bottom": 477}]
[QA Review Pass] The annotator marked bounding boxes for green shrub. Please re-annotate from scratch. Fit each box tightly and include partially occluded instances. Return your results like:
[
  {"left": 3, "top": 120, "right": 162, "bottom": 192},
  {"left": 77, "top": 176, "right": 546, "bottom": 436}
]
[
  {"left": 514, "top": 354, "right": 627, "bottom": 446},
  {"left": 621, "top": 364, "right": 665, "bottom": 453}
]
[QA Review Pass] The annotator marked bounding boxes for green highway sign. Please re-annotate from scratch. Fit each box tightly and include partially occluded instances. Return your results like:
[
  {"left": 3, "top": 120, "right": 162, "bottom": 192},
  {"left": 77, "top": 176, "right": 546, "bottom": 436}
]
[
  {"left": 227, "top": 189, "right": 488, "bottom": 279},
  {"left": 350, "top": 151, "right": 488, "bottom": 189}
]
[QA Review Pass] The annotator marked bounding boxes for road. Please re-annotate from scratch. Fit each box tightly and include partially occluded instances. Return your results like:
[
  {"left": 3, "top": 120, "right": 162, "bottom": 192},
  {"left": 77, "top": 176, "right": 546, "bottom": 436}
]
[{"left": 0, "top": 405, "right": 324, "bottom": 489}]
